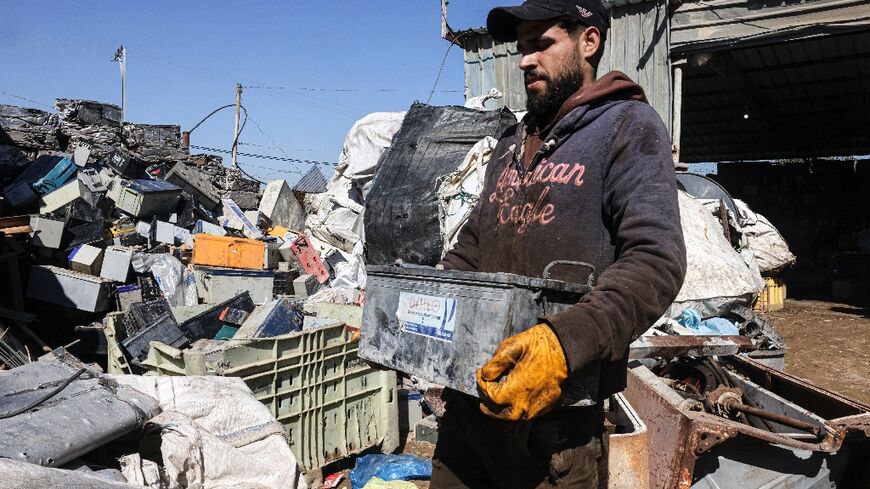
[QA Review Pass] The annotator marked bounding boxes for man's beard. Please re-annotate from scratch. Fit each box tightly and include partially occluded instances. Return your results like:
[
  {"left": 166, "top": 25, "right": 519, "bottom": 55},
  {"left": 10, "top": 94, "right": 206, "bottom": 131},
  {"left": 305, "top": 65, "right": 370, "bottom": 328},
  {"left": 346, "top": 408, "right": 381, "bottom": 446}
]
[{"left": 525, "top": 62, "right": 583, "bottom": 120}]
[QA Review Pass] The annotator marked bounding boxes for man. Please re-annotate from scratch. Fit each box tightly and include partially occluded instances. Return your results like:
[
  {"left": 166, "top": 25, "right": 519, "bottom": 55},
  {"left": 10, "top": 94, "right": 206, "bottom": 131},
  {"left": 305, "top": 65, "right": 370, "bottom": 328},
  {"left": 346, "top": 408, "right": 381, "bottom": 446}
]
[{"left": 432, "top": 0, "right": 687, "bottom": 487}]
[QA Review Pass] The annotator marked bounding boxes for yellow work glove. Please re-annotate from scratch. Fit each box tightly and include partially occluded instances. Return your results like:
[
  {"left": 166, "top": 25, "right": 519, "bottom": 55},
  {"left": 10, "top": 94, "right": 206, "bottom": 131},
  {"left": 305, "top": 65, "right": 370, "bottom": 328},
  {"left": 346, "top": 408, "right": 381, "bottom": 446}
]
[{"left": 476, "top": 323, "right": 569, "bottom": 421}]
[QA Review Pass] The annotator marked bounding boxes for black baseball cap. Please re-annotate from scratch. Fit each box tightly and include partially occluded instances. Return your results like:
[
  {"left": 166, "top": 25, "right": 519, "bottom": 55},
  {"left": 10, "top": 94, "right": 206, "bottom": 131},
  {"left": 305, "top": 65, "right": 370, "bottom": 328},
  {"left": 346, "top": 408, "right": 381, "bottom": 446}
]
[{"left": 487, "top": 0, "right": 609, "bottom": 42}]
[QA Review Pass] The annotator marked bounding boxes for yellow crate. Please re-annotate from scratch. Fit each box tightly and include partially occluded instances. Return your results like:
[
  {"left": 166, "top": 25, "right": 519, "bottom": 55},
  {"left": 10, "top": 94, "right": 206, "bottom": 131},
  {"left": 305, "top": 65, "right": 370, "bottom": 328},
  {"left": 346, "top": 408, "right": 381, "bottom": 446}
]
[{"left": 755, "top": 277, "right": 786, "bottom": 312}]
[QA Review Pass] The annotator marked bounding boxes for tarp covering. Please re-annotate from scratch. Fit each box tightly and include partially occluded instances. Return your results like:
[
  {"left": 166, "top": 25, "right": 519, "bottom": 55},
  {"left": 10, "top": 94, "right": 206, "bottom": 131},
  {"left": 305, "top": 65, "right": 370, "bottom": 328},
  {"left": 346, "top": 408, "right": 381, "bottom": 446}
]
[
  {"left": 0, "top": 459, "right": 141, "bottom": 489},
  {"left": 668, "top": 191, "right": 766, "bottom": 318},
  {"left": 114, "top": 375, "right": 307, "bottom": 489},
  {"left": 365, "top": 103, "right": 515, "bottom": 266},
  {"left": 305, "top": 112, "right": 405, "bottom": 253},
  {"left": 734, "top": 198, "right": 796, "bottom": 275}
]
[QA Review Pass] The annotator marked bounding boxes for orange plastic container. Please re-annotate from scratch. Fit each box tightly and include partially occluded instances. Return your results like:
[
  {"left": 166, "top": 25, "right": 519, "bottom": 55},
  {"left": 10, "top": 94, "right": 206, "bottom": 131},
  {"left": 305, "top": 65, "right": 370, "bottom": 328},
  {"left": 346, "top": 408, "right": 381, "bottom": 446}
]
[{"left": 191, "top": 234, "right": 265, "bottom": 270}]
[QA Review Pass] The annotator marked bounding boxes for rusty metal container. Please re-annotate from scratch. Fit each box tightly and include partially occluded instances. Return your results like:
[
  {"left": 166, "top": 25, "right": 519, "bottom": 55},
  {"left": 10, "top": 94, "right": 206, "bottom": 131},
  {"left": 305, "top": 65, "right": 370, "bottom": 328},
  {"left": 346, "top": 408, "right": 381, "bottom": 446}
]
[
  {"left": 623, "top": 356, "right": 870, "bottom": 488},
  {"left": 191, "top": 233, "right": 265, "bottom": 270},
  {"left": 606, "top": 393, "right": 650, "bottom": 488}
]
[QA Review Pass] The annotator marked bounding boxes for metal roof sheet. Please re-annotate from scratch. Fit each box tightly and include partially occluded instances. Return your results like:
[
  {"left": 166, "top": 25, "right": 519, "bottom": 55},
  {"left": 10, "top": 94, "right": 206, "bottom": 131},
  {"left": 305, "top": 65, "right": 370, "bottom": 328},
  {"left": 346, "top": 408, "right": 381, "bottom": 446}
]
[
  {"left": 671, "top": 0, "right": 870, "bottom": 52},
  {"left": 292, "top": 166, "right": 328, "bottom": 194}
]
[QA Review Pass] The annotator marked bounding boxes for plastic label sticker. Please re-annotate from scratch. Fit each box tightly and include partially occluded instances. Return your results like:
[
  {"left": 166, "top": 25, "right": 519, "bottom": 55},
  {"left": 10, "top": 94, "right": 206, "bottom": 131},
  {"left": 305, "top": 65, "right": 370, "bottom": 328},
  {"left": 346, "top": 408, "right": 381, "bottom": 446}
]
[{"left": 397, "top": 292, "right": 457, "bottom": 342}]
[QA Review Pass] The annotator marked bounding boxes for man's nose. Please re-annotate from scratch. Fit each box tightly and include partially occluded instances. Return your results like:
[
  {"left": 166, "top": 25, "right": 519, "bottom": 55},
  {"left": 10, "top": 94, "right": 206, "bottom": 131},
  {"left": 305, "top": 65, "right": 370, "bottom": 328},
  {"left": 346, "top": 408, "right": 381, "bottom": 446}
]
[{"left": 519, "top": 52, "right": 537, "bottom": 72}]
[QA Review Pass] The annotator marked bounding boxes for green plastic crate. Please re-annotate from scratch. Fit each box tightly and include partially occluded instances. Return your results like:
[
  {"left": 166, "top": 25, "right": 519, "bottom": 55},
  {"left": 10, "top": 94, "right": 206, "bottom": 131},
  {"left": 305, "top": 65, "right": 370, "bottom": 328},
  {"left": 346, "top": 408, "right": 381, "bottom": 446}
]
[{"left": 104, "top": 314, "right": 398, "bottom": 470}]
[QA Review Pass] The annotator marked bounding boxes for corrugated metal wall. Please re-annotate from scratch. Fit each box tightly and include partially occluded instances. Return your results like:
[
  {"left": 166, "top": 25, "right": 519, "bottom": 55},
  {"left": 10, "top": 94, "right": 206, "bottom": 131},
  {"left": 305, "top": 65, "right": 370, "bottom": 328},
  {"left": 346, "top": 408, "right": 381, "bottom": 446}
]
[
  {"left": 600, "top": 0, "right": 671, "bottom": 132},
  {"left": 462, "top": 32, "right": 527, "bottom": 113},
  {"left": 671, "top": 0, "right": 870, "bottom": 52},
  {"left": 462, "top": 0, "right": 672, "bottom": 132}
]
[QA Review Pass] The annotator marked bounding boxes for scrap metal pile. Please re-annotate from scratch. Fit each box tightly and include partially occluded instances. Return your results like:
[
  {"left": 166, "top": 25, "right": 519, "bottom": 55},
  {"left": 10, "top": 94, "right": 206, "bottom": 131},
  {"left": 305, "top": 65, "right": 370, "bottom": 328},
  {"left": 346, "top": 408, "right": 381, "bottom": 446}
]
[
  {"left": 1, "top": 97, "right": 869, "bottom": 488},
  {"left": 0, "top": 98, "right": 400, "bottom": 488}
]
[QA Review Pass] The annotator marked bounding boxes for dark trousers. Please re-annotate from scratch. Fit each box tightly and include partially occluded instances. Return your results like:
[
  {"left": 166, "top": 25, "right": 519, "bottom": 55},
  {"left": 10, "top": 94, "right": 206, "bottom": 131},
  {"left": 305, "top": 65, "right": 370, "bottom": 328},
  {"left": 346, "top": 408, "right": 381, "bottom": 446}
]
[{"left": 430, "top": 389, "right": 604, "bottom": 489}]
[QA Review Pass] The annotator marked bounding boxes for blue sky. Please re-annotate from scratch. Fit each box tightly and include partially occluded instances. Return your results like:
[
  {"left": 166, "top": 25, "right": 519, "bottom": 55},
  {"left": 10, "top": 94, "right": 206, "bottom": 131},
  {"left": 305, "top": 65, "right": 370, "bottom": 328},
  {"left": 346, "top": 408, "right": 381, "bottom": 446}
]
[{"left": 0, "top": 1, "right": 505, "bottom": 183}]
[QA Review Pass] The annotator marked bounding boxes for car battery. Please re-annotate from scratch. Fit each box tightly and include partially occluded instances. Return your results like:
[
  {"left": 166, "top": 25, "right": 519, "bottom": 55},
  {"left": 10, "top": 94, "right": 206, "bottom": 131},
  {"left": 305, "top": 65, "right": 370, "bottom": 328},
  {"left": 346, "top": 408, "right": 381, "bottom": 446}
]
[
  {"left": 193, "top": 266, "right": 274, "bottom": 304},
  {"left": 360, "top": 264, "right": 598, "bottom": 405},
  {"left": 109, "top": 179, "right": 182, "bottom": 218},
  {"left": 27, "top": 265, "right": 114, "bottom": 312},
  {"left": 164, "top": 162, "right": 221, "bottom": 210}
]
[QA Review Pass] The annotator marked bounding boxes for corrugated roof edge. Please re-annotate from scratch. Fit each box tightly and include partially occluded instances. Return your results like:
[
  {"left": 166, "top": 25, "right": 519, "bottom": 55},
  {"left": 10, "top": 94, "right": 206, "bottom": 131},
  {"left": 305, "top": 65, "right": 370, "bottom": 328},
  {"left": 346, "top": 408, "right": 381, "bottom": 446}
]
[{"left": 452, "top": 0, "right": 657, "bottom": 40}]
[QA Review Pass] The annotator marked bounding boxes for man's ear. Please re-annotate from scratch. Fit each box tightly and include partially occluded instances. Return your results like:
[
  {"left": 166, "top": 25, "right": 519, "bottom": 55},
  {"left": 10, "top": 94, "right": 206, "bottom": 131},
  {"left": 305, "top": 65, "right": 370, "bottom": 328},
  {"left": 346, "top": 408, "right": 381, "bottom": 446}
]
[{"left": 581, "top": 26, "right": 602, "bottom": 62}]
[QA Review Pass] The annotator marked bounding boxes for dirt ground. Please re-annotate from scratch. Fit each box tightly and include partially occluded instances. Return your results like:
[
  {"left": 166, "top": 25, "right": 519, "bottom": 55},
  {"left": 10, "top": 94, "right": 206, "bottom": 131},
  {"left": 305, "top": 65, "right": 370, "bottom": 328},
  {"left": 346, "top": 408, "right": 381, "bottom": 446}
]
[{"left": 763, "top": 298, "right": 870, "bottom": 406}]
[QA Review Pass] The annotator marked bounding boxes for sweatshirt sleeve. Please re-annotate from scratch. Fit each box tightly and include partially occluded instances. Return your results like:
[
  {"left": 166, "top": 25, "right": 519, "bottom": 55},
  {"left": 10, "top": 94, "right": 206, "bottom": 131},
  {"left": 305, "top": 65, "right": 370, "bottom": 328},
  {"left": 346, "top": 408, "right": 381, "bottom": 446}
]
[
  {"left": 544, "top": 103, "right": 687, "bottom": 373},
  {"left": 439, "top": 195, "right": 482, "bottom": 272}
]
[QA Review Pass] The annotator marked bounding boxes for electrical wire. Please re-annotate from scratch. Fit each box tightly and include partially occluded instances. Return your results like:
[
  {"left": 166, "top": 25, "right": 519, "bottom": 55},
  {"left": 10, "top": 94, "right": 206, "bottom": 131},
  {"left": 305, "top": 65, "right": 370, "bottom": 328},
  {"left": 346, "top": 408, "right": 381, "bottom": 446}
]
[
  {"left": 188, "top": 104, "right": 235, "bottom": 133},
  {"left": 0, "top": 368, "right": 87, "bottom": 420},
  {"left": 426, "top": 32, "right": 469, "bottom": 104},
  {"left": 244, "top": 85, "right": 461, "bottom": 94},
  {"left": 246, "top": 115, "right": 304, "bottom": 174},
  {"left": 240, "top": 141, "right": 314, "bottom": 152},
  {"left": 189, "top": 144, "right": 336, "bottom": 167},
  {"left": 0, "top": 90, "right": 55, "bottom": 110},
  {"left": 187, "top": 104, "right": 248, "bottom": 161}
]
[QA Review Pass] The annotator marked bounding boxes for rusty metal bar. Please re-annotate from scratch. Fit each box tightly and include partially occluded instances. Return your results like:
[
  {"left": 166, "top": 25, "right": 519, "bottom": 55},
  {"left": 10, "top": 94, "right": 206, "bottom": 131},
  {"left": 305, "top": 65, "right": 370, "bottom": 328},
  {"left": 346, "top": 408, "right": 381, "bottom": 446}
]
[
  {"left": 629, "top": 335, "right": 756, "bottom": 359},
  {"left": 724, "top": 400, "right": 822, "bottom": 436}
]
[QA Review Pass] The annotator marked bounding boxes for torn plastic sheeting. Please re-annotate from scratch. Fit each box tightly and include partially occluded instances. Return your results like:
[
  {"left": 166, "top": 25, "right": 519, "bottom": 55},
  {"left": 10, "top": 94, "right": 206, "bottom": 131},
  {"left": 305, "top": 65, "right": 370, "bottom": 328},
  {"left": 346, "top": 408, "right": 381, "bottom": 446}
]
[
  {"left": 305, "top": 186, "right": 364, "bottom": 253},
  {"left": 349, "top": 454, "right": 432, "bottom": 489},
  {"left": 329, "top": 240, "right": 367, "bottom": 290},
  {"left": 464, "top": 88, "right": 504, "bottom": 111},
  {"left": 0, "top": 361, "right": 160, "bottom": 468},
  {"left": 131, "top": 252, "right": 198, "bottom": 307},
  {"left": 667, "top": 192, "right": 765, "bottom": 319},
  {"left": 365, "top": 103, "right": 516, "bottom": 266},
  {"left": 113, "top": 375, "right": 307, "bottom": 489},
  {"left": 304, "top": 112, "right": 402, "bottom": 253},
  {"left": 436, "top": 136, "right": 497, "bottom": 254}
]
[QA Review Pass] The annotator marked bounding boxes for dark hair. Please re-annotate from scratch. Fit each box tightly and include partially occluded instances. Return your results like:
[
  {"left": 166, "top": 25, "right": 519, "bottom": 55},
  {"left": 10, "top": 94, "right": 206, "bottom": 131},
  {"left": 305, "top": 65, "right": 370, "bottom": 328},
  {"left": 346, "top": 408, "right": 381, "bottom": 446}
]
[{"left": 558, "top": 17, "right": 605, "bottom": 69}]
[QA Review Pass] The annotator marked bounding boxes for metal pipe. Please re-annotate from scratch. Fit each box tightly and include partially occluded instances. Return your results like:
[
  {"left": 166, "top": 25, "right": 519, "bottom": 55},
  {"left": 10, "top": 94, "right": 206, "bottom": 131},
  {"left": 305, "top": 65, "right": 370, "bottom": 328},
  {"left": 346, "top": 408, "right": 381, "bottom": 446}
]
[
  {"left": 723, "top": 400, "right": 821, "bottom": 436},
  {"left": 711, "top": 358, "right": 778, "bottom": 431}
]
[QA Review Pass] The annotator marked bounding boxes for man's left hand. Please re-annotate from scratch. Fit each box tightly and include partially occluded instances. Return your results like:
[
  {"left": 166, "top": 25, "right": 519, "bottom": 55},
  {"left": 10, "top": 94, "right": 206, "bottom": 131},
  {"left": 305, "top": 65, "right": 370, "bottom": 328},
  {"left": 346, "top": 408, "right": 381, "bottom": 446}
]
[{"left": 476, "top": 323, "right": 569, "bottom": 421}]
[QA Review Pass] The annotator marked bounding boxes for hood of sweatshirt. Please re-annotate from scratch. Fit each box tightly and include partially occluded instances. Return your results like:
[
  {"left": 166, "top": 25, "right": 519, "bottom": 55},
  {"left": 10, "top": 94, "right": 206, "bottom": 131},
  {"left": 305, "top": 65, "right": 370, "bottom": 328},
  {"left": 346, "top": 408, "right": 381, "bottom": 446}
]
[{"left": 521, "top": 71, "right": 648, "bottom": 169}]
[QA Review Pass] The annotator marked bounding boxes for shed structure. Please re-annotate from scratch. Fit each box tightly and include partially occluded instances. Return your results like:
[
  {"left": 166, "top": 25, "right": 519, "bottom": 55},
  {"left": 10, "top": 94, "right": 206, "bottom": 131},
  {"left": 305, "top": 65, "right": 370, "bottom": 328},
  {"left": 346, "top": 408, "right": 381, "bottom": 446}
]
[{"left": 455, "top": 0, "right": 870, "bottom": 164}]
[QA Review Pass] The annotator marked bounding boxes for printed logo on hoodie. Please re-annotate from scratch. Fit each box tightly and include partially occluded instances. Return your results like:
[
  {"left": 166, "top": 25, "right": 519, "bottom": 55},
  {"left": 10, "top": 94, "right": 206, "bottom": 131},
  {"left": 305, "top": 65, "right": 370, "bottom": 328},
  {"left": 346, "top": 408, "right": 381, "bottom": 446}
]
[{"left": 488, "top": 158, "right": 586, "bottom": 234}]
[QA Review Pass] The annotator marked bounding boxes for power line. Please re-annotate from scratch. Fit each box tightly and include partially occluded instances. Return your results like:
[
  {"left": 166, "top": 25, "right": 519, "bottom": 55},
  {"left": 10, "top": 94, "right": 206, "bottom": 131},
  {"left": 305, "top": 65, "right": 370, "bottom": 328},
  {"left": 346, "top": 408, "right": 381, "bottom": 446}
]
[
  {"left": 0, "top": 90, "right": 55, "bottom": 111},
  {"left": 189, "top": 144, "right": 337, "bottom": 167},
  {"left": 244, "top": 85, "right": 462, "bottom": 94},
  {"left": 244, "top": 86, "right": 368, "bottom": 119},
  {"left": 240, "top": 141, "right": 314, "bottom": 152},
  {"left": 246, "top": 115, "right": 304, "bottom": 174}
]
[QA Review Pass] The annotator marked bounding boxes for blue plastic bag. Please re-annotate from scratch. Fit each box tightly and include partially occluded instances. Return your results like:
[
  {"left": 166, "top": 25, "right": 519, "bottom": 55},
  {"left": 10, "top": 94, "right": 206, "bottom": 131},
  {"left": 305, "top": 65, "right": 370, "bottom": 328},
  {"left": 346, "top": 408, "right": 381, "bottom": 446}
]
[
  {"left": 678, "top": 309, "right": 739, "bottom": 336},
  {"left": 349, "top": 454, "right": 432, "bottom": 489}
]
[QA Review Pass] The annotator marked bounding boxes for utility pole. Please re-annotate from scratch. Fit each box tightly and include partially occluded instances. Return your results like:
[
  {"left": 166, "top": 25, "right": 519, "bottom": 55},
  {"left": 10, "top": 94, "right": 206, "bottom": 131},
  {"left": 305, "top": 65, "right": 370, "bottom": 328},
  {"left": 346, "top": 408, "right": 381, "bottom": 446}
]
[
  {"left": 232, "top": 83, "right": 242, "bottom": 169},
  {"left": 113, "top": 45, "right": 127, "bottom": 121}
]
